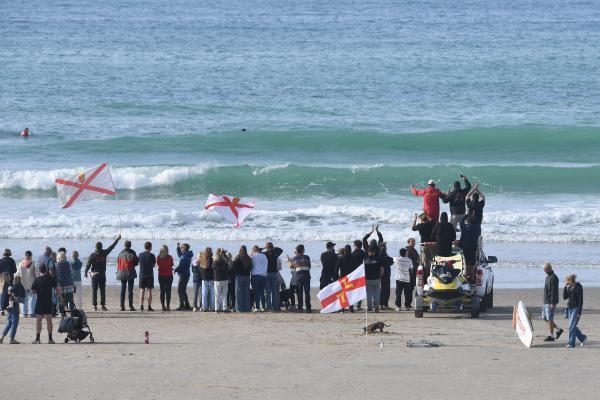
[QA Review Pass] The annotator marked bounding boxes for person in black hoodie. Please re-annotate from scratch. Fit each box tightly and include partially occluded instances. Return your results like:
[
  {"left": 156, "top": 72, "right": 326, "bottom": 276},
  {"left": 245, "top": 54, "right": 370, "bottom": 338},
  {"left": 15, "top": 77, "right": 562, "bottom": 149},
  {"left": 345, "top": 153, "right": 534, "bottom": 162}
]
[
  {"left": 459, "top": 215, "right": 480, "bottom": 282},
  {"left": 0, "top": 249, "right": 17, "bottom": 282},
  {"left": 442, "top": 175, "right": 471, "bottom": 231},
  {"left": 85, "top": 235, "right": 121, "bottom": 311},
  {"left": 262, "top": 242, "right": 283, "bottom": 312},
  {"left": 432, "top": 213, "right": 456, "bottom": 257},
  {"left": 412, "top": 213, "right": 436, "bottom": 271},
  {"left": 362, "top": 225, "right": 383, "bottom": 257},
  {"left": 364, "top": 246, "right": 383, "bottom": 313},
  {"left": 320, "top": 242, "right": 338, "bottom": 289},
  {"left": 563, "top": 274, "right": 587, "bottom": 348},
  {"left": 378, "top": 242, "right": 394, "bottom": 310},
  {"left": 351, "top": 240, "right": 366, "bottom": 311}
]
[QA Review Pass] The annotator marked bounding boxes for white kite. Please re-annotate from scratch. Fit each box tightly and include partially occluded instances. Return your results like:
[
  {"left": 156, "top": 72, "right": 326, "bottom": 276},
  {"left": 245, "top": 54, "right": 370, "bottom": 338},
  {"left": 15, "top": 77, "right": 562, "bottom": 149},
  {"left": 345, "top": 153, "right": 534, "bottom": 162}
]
[
  {"left": 55, "top": 163, "right": 117, "bottom": 209},
  {"left": 204, "top": 194, "right": 255, "bottom": 227}
]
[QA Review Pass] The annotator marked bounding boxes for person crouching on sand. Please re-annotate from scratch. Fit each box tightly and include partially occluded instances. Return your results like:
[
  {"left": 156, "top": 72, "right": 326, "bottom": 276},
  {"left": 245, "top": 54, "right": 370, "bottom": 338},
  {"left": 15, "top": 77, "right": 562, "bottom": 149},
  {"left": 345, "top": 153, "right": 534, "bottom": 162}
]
[
  {"left": 542, "top": 263, "right": 563, "bottom": 342},
  {"left": 563, "top": 274, "right": 587, "bottom": 348}
]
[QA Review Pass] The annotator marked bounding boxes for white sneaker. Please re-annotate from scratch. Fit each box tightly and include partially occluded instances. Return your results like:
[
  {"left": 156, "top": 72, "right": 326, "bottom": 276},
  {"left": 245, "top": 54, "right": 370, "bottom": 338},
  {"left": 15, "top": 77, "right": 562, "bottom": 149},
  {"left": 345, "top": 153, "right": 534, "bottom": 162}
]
[
  {"left": 193, "top": 307, "right": 199, "bottom": 312},
  {"left": 581, "top": 335, "right": 588, "bottom": 347},
  {"left": 395, "top": 307, "right": 401, "bottom": 312}
]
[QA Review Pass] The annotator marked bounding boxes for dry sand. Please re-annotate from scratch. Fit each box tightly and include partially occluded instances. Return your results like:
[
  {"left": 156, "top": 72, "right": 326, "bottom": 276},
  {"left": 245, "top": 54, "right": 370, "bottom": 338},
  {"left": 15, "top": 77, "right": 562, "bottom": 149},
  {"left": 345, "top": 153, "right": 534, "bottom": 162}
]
[{"left": 2, "top": 287, "right": 597, "bottom": 400}]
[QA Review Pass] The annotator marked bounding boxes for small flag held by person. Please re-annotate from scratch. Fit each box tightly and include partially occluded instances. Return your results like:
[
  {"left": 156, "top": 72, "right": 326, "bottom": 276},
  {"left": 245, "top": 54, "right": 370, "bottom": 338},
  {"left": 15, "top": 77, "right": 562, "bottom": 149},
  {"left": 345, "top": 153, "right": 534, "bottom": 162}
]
[
  {"left": 55, "top": 163, "right": 117, "bottom": 209},
  {"left": 204, "top": 194, "right": 256, "bottom": 228},
  {"left": 318, "top": 265, "right": 367, "bottom": 314}
]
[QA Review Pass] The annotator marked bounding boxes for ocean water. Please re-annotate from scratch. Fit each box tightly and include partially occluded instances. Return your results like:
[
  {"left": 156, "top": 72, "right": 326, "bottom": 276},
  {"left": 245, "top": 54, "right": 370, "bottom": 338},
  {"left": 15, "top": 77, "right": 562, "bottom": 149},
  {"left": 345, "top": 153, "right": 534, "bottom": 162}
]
[{"left": 1, "top": 0, "right": 599, "bottom": 287}]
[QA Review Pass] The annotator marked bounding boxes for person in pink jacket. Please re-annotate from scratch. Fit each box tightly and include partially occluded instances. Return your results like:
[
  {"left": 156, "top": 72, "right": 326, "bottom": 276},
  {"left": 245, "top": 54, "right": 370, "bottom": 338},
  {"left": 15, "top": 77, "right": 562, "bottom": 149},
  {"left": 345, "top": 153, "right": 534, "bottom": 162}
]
[{"left": 410, "top": 180, "right": 446, "bottom": 222}]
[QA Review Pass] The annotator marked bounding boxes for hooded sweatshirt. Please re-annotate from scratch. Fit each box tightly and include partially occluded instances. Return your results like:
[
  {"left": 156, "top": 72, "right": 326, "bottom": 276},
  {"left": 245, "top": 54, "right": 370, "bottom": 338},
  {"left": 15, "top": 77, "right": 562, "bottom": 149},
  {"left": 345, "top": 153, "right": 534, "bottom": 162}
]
[
  {"left": 411, "top": 185, "right": 445, "bottom": 222},
  {"left": 443, "top": 178, "right": 471, "bottom": 215}
]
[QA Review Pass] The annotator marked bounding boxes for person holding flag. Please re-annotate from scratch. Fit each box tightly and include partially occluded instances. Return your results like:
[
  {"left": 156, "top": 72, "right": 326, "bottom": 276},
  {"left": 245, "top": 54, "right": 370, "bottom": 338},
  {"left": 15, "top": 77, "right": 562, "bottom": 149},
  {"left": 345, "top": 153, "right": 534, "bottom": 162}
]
[{"left": 85, "top": 235, "right": 121, "bottom": 311}]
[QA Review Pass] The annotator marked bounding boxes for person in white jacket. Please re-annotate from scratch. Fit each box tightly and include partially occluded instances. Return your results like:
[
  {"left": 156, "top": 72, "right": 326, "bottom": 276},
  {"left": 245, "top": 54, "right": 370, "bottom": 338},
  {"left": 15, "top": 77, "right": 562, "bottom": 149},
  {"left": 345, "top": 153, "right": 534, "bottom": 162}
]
[
  {"left": 17, "top": 251, "right": 37, "bottom": 318},
  {"left": 394, "top": 248, "right": 414, "bottom": 311}
]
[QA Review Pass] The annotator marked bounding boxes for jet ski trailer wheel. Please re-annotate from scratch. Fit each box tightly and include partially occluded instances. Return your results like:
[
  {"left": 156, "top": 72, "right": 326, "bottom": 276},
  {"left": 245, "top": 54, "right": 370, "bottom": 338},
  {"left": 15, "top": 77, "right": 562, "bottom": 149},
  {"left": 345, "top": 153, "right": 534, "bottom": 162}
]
[{"left": 470, "top": 294, "right": 480, "bottom": 318}]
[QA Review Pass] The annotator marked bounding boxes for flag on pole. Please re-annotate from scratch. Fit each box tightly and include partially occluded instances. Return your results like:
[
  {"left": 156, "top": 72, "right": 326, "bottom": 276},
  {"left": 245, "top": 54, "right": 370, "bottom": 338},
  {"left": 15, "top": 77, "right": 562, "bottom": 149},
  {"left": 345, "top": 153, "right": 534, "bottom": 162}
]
[
  {"left": 55, "top": 163, "right": 116, "bottom": 209},
  {"left": 204, "top": 194, "right": 255, "bottom": 228},
  {"left": 317, "top": 265, "right": 367, "bottom": 314}
]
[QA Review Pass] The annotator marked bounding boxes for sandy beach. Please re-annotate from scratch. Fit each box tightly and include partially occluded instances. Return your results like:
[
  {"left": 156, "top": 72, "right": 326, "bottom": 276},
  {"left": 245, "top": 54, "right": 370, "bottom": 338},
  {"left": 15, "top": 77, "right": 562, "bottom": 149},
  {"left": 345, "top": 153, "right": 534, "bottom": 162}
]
[{"left": 2, "top": 287, "right": 597, "bottom": 400}]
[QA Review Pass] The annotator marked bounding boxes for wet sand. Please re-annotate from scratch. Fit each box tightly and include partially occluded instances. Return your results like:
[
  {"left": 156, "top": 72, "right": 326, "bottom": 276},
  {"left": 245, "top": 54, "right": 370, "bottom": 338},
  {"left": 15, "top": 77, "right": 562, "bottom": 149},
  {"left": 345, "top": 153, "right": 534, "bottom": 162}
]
[{"left": 2, "top": 287, "right": 598, "bottom": 400}]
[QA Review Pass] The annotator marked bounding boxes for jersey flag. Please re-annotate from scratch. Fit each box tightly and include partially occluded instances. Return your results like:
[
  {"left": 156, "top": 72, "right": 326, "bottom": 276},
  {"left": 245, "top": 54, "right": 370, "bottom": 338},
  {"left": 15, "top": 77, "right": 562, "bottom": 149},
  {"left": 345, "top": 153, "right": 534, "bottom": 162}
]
[
  {"left": 317, "top": 265, "right": 367, "bottom": 314},
  {"left": 55, "top": 163, "right": 117, "bottom": 209},
  {"left": 204, "top": 194, "right": 256, "bottom": 228}
]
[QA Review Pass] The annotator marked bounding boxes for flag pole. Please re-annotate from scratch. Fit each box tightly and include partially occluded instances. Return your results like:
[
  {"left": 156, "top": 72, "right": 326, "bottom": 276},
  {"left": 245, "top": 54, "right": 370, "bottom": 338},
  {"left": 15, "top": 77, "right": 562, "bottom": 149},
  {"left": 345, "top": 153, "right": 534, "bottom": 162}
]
[{"left": 365, "top": 305, "right": 368, "bottom": 346}]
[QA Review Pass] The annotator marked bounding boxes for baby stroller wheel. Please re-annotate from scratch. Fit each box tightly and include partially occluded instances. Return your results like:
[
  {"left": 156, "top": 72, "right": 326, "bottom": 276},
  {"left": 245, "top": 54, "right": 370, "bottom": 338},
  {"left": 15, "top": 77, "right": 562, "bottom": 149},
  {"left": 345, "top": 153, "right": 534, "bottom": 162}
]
[{"left": 64, "top": 338, "right": 69, "bottom": 343}]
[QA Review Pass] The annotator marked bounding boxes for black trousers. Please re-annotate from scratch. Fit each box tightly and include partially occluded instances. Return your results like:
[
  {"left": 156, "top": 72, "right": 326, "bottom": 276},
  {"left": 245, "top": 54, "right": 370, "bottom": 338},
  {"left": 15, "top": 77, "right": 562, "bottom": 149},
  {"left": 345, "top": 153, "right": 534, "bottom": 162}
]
[
  {"left": 380, "top": 274, "right": 391, "bottom": 307},
  {"left": 120, "top": 279, "right": 135, "bottom": 307},
  {"left": 91, "top": 273, "right": 106, "bottom": 306},
  {"left": 159, "top": 276, "right": 173, "bottom": 308},
  {"left": 227, "top": 281, "right": 236, "bottom": 309},
  {"left": 395, "top": 281, "right": 413, "bottom": 308},
  {"left": 178, "top": 274, "right": 190, "bottom": 307}
]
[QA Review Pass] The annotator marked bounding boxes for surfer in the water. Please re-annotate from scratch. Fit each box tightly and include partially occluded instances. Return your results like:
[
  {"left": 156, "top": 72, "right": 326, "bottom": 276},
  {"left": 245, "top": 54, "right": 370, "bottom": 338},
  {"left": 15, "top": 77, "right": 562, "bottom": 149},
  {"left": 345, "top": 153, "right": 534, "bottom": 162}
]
[{"left": 20, "top": 128, "right": 30, "bottom": 138}]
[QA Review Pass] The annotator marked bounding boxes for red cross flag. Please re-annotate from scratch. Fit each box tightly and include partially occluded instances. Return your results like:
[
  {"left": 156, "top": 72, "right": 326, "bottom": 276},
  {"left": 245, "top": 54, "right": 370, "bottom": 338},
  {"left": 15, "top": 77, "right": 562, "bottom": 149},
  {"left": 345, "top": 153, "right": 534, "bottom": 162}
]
[
  {"left": 55, "top": 163, "right": 117, "bottom": 209},
  {"left": 204, "top": 194, "right": 255, "bottom": 228},
  {"left": 317, "top": 265, "right": 367, "bottom": 314}
]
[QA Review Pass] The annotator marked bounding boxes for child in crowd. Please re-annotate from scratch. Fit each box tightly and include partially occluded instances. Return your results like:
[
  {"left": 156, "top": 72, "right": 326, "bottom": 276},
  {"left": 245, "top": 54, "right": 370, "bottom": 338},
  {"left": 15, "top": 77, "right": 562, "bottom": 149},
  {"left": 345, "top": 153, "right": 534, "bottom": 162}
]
[{"left": 1, "top": 273, "right": 25, "bottom": 344}]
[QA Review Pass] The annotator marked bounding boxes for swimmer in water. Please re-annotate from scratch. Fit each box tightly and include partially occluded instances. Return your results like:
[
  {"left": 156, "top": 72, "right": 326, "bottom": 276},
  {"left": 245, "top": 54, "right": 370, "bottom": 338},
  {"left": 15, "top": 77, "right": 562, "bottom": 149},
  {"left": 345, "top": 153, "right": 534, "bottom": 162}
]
[{"left": 20, "top": 128, "right": 29, "bottom": 137}]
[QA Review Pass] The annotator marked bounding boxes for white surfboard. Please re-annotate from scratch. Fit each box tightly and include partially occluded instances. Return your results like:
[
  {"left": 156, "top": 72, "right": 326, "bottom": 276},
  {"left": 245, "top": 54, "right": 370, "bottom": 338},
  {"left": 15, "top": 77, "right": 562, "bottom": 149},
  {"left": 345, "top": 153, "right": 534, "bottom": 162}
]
[{"left": 514, "top": 301, "right": 534, "bottom": 348}]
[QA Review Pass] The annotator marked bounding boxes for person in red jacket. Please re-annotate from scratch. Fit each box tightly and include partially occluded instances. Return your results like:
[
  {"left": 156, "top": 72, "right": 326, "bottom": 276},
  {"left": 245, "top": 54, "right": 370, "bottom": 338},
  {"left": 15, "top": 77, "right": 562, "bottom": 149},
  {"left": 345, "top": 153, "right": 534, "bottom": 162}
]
[{"left": 411, "top": 180, "right": 446, "bottom": 222}]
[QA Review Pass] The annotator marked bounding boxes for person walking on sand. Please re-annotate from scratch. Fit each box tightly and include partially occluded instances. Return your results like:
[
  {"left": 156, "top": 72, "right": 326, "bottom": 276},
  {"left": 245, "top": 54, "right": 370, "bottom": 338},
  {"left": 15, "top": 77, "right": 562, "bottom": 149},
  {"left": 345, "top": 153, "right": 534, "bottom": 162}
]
[
  {"left": 18, "top": 251, "right": 36, "bottom": 318},
  {"left": 394, "top": 248, "right": 414, "bottom": 311},
  {"left": 175, "top": 243, "right": 193, "bottom": 311},
  {"left": 157, "top": 245, "right": 174, "bottom": 312},
  {"left": 31, "top": 264, "right": 59, "bottom": 344},
  {"left": 71, "top": 251, "right": 83, "bottom": 309},
  {"left": 443, "top": 175, "right": 471, "bottom": 230},
  {"left": 0, "top": 273, "right": 25, "bottom": 344},
  {"left": 251, "top": 246, "right": 268, "bottom": 312},
  {"left": 290, "top": 244, "right": 311, "bottom": 313},
  {"left": 138, "top": 242, "right": 156, "bottom": 312},
  {"left": 563, "top": 274, "right": 587, "bottom": 348},
  {"left": 85, "top": 235, "right": 121, "bottom": 311},
  {"left": 213, "top": 249, "right": 232, "bottom": 312},
  {"left": 411, "top": 180, "right": 446, "bottom": 222},
  {"left": 262, "top": 242, "right": 283, "bottom": 312},
  {"left": 320, "top": 242, "right": 338, "bottom": 289},
  {"left": 542, "top": 263, "right": 564, "bottom": 342},
  {"left": 233, "top": 246, "right": 253, "bottom": 312},
  {"left": 199, "top": 248, "right": 215, "bottom": 312},
  {"left": 116, "top": 241, "right": 138, "bottom": 311}
]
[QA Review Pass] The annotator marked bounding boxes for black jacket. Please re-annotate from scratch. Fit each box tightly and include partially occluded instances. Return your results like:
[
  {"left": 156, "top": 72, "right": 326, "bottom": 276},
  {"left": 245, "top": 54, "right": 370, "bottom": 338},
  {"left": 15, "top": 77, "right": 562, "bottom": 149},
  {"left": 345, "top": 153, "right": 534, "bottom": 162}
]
[
  {"left": 364, "top": 255, "right": 383, "bottom": 280},
  {"left": 320, "top": 250, "right": 338, "bottom": 280},
  {"left": 213, "top": 259, "right": 230, "bottom": 281},
  {"left": 199, "top": 259, "right": 214, "bottom": 281},
  {"left": 459, "top": 216, "right": 479, "bottom": 250},
  {"left": 0, "top": 257, "right": 17, "bottom": 281},
  {"left": 85, "top": 237, "right": 120, "bottom": 275},
  {"left": 232, "top": 255, "right": 253, "bottom": 277},
  {"left": 432, "top": 222, "right": 456, "bottom": 257},
  {"left": 379, "top": 250, "right": 394, "bottom": 278},
  {"left": 467, "top": 198, "right": 485, "bottom": 224},
  {"left": 544, "top": 272, "right": 559, "bottom": 305},
  {"left": 351, "top": 249, "right": 366, "bottom": 269},
  {"left": 263, "top": 247, "right": 283, "bottom": 274},
  {"left": 443, "top": 179, "right": 471, "bottom": 215},
  {"left": 412, "top": 221, "right": 435, "bottom": 243},
  {"left": 363, "top": 231, "right": 383, "bottom": 255},
  {"left": 563, "top": 282, "right": 584, "bottom": 311},
  {"left": 336, "top": 254, "right": 355, "bottom": 278}
]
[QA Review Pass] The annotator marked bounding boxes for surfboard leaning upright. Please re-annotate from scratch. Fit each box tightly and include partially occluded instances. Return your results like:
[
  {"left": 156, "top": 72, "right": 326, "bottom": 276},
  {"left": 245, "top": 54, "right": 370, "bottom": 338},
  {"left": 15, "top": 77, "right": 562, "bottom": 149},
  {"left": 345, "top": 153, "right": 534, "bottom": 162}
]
[{"left": 514, "top": 301, "right": 534, "bottom": 348}]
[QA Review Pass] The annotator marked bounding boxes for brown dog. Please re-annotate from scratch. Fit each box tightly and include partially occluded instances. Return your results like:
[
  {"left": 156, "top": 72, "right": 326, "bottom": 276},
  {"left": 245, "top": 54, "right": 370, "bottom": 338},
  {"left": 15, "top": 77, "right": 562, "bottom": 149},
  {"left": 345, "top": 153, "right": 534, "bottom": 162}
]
[{"left": 363, "top": 321, "right": 390, "bottom": 334}]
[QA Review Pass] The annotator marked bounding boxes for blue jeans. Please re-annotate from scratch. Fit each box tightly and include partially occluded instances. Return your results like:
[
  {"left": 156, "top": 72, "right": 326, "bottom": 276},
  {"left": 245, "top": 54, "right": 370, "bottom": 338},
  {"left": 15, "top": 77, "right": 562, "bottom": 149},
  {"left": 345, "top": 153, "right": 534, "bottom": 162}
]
[
  {"left": 235, "top": 275, "right": 251, "bottom": 312},
  {"left": 266, "top": 273, "right": 280, "bottom": 311},
  {"left": 3, "top": 306, "right": 19, "bottom": 340},
  {"left": 366, "top": 279, "right": 381, "bottom": 310},
  {"left": 251, "top": 275, "right": 267, "bottom": 310},
  {"left": 202, "top": 280, "right": 214, "bottom": 310},
  {"left": 567, "top": 307, "right": 586, "bottom": 347},
  {"left": 22, "top": 289, "right": 36, "bottom": 316},
  {"left": 193, "top": 281, "right": 202, "bottom": 308},
  {"left": 296, "top": 277, "right": 311, "bottom": 311}
]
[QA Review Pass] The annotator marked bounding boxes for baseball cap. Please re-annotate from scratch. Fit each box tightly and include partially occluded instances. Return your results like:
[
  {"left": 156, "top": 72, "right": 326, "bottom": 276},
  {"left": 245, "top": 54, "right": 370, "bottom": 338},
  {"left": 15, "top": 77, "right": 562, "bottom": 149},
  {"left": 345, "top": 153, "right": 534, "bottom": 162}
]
[
  {"left": 326, "top": 241, "right": 336, "bottom": 249},
  {"left": 428, "top": 179, "right": 435, "bottom": 185}
]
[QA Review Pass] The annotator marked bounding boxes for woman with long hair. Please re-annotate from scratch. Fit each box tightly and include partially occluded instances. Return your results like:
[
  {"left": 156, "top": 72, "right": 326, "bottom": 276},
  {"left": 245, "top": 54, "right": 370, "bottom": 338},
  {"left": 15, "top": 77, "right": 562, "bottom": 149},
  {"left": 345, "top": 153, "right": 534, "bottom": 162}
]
[
  {"left": 233, "top": 246, "right": 253, "bottom": 312},
  {"left": 199, "top": 247, "right": 214, "bottom": 311},
  {"left": 157, "top": 245, "right": 174, "bottom": 311},
  {"left": 213, "top": 249, "right": 232, "bottom": 312}
]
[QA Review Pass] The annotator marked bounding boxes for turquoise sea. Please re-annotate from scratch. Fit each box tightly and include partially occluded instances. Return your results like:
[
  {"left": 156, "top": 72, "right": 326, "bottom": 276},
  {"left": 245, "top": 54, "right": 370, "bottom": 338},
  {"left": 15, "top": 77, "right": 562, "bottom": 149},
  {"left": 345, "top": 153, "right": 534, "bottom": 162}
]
[{"left": 1, "top": 0, "right": 599, "bottom": 286}]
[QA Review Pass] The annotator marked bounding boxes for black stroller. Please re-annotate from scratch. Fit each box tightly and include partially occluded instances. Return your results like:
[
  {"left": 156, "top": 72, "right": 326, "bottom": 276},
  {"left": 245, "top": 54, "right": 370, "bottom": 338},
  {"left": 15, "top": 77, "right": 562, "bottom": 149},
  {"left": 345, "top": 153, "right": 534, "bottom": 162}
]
[{"left": 58, "top": 309, "right": 95, "bottom": 343}]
